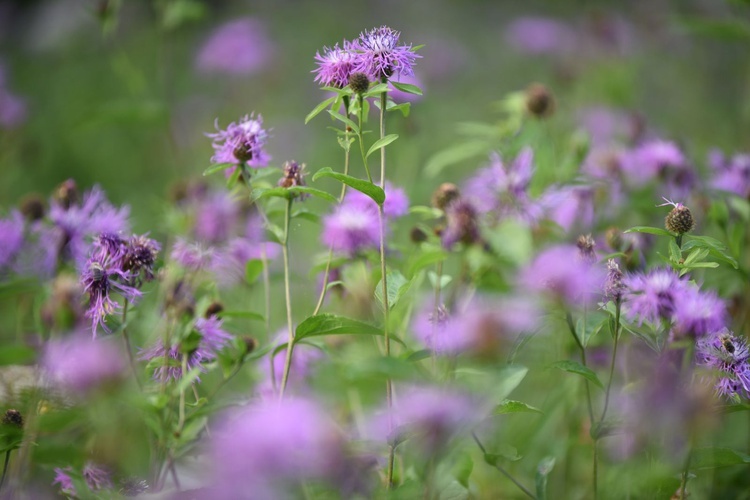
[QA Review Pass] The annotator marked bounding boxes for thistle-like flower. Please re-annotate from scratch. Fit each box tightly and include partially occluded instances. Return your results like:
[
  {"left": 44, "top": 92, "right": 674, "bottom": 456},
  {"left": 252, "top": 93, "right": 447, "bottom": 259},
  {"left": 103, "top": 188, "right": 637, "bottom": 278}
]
[
  {"left": 604, "top": 259, "right": 625, "bottom": 303},
  {"left": 122, "top": 234, "right": 160, "bottom": 284},
  {"left": 313, "top": 42, "right": 359, "bottom": 88},
  {"left": 207, "top": 113, "right": 270, "bottom": 170},
  {"left": 697, "top": 328, "right": 750, "bottom": 401},
  {"left": 353, "top": 26, "right": 420, "bottom": 81},
  {"left": 278, "top": 160, "right": 308, "bottom": 199},
  {"left": 81, "top": 253, "right": 141, "bottom": 336}
]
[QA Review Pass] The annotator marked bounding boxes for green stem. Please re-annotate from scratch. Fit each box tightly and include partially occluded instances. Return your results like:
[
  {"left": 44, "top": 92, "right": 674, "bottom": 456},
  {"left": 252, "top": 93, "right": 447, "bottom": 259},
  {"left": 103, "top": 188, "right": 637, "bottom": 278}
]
[
  {"left": 0, "top": 450, "right": 10, "bottom": 491},
  {"left": 261, "top": 244, "right": 271, "bottom": 337},
  {"left": 600, "top": 300, "right": 621, "bottom": 423},
  {"left": 676, "top": 234, "right": 683, "bottom": 249},
  {"left": 121, "top": 299, "right": 142, "bottom": 390},
  {"left": 431, "top": 261, "right": 443, "bottom": 372},
  {"left": 357, "top": 94, "right": 373, "bottom": 183},
  {"left": 278, "top": 198, "right": 295, "bottom": 400},
  {"left": 176, "top": 354, "right": 187, "bottom": 433},
  {"left": 472, "top": 432, "right": 536, "bottom": 499},
  {"left": 680, "top": 447, "right": 693, "bottom": 499}
]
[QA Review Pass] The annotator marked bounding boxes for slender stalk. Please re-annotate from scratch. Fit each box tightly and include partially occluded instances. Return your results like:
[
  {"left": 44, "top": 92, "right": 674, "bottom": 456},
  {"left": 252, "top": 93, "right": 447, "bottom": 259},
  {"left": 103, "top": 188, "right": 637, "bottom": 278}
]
[
  {"left": 176, "top": 354, "right": 187, "bottom": 432},
  {"left": 472, "top": 432, "right": 536, "bottom": 499},
  {"left": 278, "top": 198, "right": 296, "bottom": 400},
  {"left": 357, "top": 94, "right": 373, "bottom": 183},
  {"left": 680, "top": 447, "right": 693, "bottom": 499},
  {"left": 431, "top": 261, "right": 443, "bottom": 371},
  {"left": 261, "top": 244, "right": 271, "bottom": 337},
  {"left": 121, "top": 299, "right": 142, "bottom": 390},
  {"left": 0, "top": 450, "right": 10, "bottom": 491},
  {"left": 600, "top": 301, "right": 621, "bottom": 423}
]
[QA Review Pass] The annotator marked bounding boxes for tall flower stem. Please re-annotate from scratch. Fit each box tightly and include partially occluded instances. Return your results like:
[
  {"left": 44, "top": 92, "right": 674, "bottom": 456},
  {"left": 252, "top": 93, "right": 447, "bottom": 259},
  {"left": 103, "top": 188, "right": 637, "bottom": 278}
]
[
  {"left": 472, "top": 432, "right": 536, "bottom": 499},
  {"left": 377, "top": 87, "right": 396, "bottom": 489},
  {"left": 565, "top": 312, "right": 596, "bottom": 499},
  {"left": 356, "top": 94, "right": 374, "bottom": 183},
  {"left": 313, "top": 96, "right": 351, "bottom": 316},
  {"left": 600, "top": 301, "right": 621, "bottom": 423},
  {"left": 121, "top": 299, "right": 142, "bottom": 390},
  {"left": 0, "top": 450, "right": 10, "bottom": 491},
  {"left": 278, "top": 198, "right": 296, "bottom": 400}
]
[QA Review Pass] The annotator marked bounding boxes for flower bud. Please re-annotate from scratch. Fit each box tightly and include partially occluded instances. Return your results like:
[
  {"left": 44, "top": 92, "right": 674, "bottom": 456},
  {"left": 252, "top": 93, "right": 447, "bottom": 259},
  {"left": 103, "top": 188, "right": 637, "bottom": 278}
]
[
  {"left": 431, "top": 183, "right": 460, "bottom": 211},
  {"left": 205, "top": 301, "right": 224, "bottom": 318},
  {"left": 20, "top": 194, "right": 46, "bottom": 222},
  {"left": 665, "top": 203, "right": 695, "bottom": 235},
  {"left": 348, "top": 72, "right": 370, "bottom": 95},
  {"left": 54, "top": 179, "right": 78, "bottom": 210},
  {"left": 525, "top": 83, "right": 555, "bottom": 119},
  {"left": 2, "top": 409, "right": 23, "bottom": 428},
  {"left": 410, "top": 227, "right": 428, "bottom": 244},
  {"left": 576, "top": 234, "right": 596, "bottom": 263},
  {"left": 233, "top": 143, "right": 254, "bottom": 163}
]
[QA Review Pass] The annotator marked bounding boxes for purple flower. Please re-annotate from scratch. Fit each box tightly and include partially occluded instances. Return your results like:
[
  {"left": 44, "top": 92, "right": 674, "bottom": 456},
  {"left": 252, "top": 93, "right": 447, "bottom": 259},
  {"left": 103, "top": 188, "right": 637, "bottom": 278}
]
[
  {"left": 193, "top": 190, "right": 240, "bottom": 244},
  {"left": 577, "top": 106, "right": 641, "bottom": 146},
  {"left": 195, "top": 316, "right": 233, "bottom": 358},
  {"left": 138, "top": 341, "right": 203, "bottom": 383},
  {"left": 83, "top": 462, "right": 113, "bottom": 491},
  {"left": 122, "top": 234, "right": 160, "bottom": 283},
  {"left": 0, "top": 210, "right": 24, "bottom": 271},
  {"left": 697, "top": 329, "right": 750, "bottom": 401},
  {"left": 604, "top": 259, "right": 625, "bottom": 303},
  {"left": 171, "top": 238, "right": 215, "bottom": 271},
  {"left": 620, "top": 140, "right": 696, "bottom": 198},
  {"left": 441, "top": 199, "right": 480, "bottom": 249},
  {"left": 81, "top": 253, "right": 141, "bottom": 337},
  {"left": 464, "top": 149, "right": 543, "bottom": 225},
  {"left": 344, "top": 181, "right": 409, "bottom": 219},
  {"left": 505, "top": 17, "right": 577, "bottom": 55},
  {"left": 43, "top": 335, "right": 125, "bottom": 393},
  {"left": 541, "top": 184, "right": 595, "bottom": 233},
  {"left": 353, "top": 26, "right": 420, "bottom": 81},
  {"left": 0, "top": 87, "right": 26, "bottom": 129},
  {"left": 709, "top": 149, "right": 750, "bottom": 199},
  {"left": 196, "top": 18, "right": 274, "bottom": 76},
  {"left": 369, "top": 386, "right": 475, "bottom": 456},
  {"left": 12, "top": 223, "right": 59, "bottom": 279},
  {"left": 211, "top": 398, "right": 345, "bottom": 497},
  {"left": 313, "top": 41, "right": 359, "bottom": 88},
  {"left": 210, "top": 239, "right": 279, "bottom": 288},
  {"left": 258, "top": 331, "right": 323, "bottom": 398},
  {"left": 207, "top": 113, "right": 270, "bottom": 170},
  {"left": 672, "top": 287, "right": 726, "bottom": 338},
  {"left": 321, "top": 202, "right": 380, "bottom": 256},
  {"left": 52, "top": 467, "right": 76, "bottom": 497},
  {"left": 519, "top": 244, "right": 605, "bottom": 307},
  {"left": 623, "top": 268, "right": 686, "bottom": 325}
]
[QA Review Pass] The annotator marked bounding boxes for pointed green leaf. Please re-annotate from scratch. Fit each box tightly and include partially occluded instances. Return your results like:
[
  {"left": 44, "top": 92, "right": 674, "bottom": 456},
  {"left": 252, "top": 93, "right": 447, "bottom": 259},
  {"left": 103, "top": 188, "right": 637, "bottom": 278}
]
[
  {"left": 327, "top": 110, "right": 359, "bottom": 134},
  {"left": 374, "top": 270, "right": 412, "bottom": 311},
  {"left": 391, "top": 81, "right": 423, "bottom": 95},
  {"left": 305, "top": 96, "right": 337, "bottom": 124},
  {"left": 387, "top": 102, "right": 411, "bottom": 117},
  {"left": 552, "top": 360, "right": 604, "bottom": 389},
  {"left": 245, "top": 259, "right": 264, "bottom": 285},
  {"left": 312, "top": 167, "right": 385, "bottom": 204},
  {"left": 690, "top": 447, "right": 750, "bottom": 469},
  {"left": 203, "top": 163, "right": 232, "bottom": 176},
  {"left": 366, "top": 134, "right": 399, "bottom": 158},
  {"left": 624, "top": 226, "right": 674, "bottom": 237},
  {"left": 295, "top": 314, "right": 404, "bottom": 345},
  {"left": 493, "top": 399, "right": 543, "bottom": 415}
]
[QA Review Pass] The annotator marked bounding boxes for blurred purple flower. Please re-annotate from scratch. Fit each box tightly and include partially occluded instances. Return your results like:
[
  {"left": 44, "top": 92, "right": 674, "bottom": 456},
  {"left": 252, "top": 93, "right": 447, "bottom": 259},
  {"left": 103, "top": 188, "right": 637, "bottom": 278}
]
[
  {"left": 12, "top": 222, "right": 59, "bottom": 279},
  {"left": 321, "top": 202, "right": 380, "bottom": 256},
  {"left": 623, "top": 268, "right": 687, "bottom": 326},
  {"left": 196, "top": 18, "right": 274, "bottom": 76},
  {"left": 83, "top": 463, "right": 113, "bottom": 491},
  {"left": 52, "top": 467, "right": 76, "bottom": 497},
  {"left": 519, "top": 244, "right": 605, "bottom": 307},
  {"left": 81, "top": 252, "right": 141, "bottom": 337},
  {"left": 171, "top": 238, "right": 215, "bottom": 271},
  {"left": 697, "top": 328, "right": 750, "bottom": 401},
  {"left": 258, "top": 331, "right": 323, "bottom": 398},
  {"left": 440, "top": 198, "right": 480, "bottom": 249},
  {"left": 708, "top": 149, "right": 750, "bottom": 199},
  {"left": 211, "top": 398, "right": 345, "bottom": 497},
  {"left": 313, "top": 41, "right": 359, "bottom": 88},
  {"left": 620, "top": 140, "right": 696, "bottom": 198},
  {"left": 195, "top": 316, "right": 233, "bottom": 358},
  {"left": 193, "top": 190, "right": 240, "bottom": 244},
  {"left": 210, "top": 239, "right": 278, "bottom": 287},
  {"left": 43, "top": 335, "right": 125, "bottom": 393},
  {"left": 604, "top": 259, "right": 625, "bottom": 303},
  {"left": 541, "top": 184, "right": 595, "bottom": 233},
  {"left": 207, "top": 113, "right": 270, "bottom": 170},
  {"left": 344, "top": 181, "right": 409, "bottom": 219},
  {"left": 0, "top": 87, "right": 26, "bottom": 129},
  {"left": 138, "top": 341, "right": 203, "bottom": 383},
  {"left": 505, "top": 16, "right": 577, "bottom": 55},
  {"left": 389, "top": 72, "right": 423, "bottom": 103},
  {"left": 464, "top": 149, "right": 543, "bottom": 225},
  {"left": 353, "top": 26, "right": 420, "bottom": 81},
  {"left": 672, "top": 287, "right": 726, "bottom": 339},
  {"left": 577, "top": 106, "right": 639, "bottom": 146},
  {"left": 0, "top": 210, "right": 24, "bottom": 271}
]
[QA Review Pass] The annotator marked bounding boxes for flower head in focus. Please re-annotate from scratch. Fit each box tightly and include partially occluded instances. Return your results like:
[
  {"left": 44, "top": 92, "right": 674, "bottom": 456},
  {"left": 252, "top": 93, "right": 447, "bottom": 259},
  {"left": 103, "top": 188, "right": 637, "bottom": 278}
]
[
  {"left": 207, "top": 113, "right": 271, "bottom": 170},
  {"left": 353, "top": 26, "right": 420, "bottom": 81},
  {"left": 313, "top": 41, "right": 359, "bottom": 88}
]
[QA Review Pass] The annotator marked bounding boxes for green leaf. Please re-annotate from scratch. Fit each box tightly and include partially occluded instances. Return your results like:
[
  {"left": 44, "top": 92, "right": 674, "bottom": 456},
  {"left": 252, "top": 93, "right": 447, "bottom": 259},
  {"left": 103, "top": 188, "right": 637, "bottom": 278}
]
[
  {"left": 362, "top": 83, "right": 389, "bottom": 97},
  {"left": 552, "top": 360, "right": 604, "bottom": 389},
  {"left": 683, "top": 247, "right": 709, "bottom": 265},
  {"left": 252, "top": 186, "right": 336, "bottom": 203},
  {"left": 374, "top": 270, "right": 412, "bottom": 311},
  {"left": 535, "top": 456, "right": 556, "bottom": 500},
  {"left": 391, "top": 81, "right": 423, "bottom": 95},
  {"left": 295, "top": 314, "right": 404, "bottom": 345},
  {"left": 405, "top": 349, "right": 432, "bottom": 362},
  {"left": 305, "top": 96, "right": 337, "bottom": 124},
  {"left": 289, "top": 186, "right": 337, "bottom": 203},
  {"left": 327, "top": 110, "right": 359, "bottom": 134},
  {"left": 245, "top": 259, "right": 264, "bottom": 285},
  {"left": 219, "top": 310, "right": 265, "bottom": 321},
  {"left": 493, "top": 399, "right": 543, "bottom": 415},
  {"left": 366, "top": 134, "right": 399, "bottom": 158},
  {"left": 485, "top": 444, "right": 522, "bottom": 464},
  {"left": 668, "top": 239, "right": 682, "bottom": 263},
  {"left": 312, "top": 167, "right": 385, "bottom": 204},
  {"left": 427, "top": 271, "right": 452, "bottom": 290},
  {"left": 409, "top": 205, "right": 443, "bottom": 219},
  {"left": 682, "top": 235, "right": 739, "bottom": 269},
  {"left": 690, "top": 447, "right": 750, "bottom": 469},
  {"left": 202, "top": 163, "right": 232, "bottom": 176},
  {"left": 387, "top": 102, "right": 411, "bottom": 117},
  {"left": 453, "top": 451, "right": 474, "bottom": 489},
  {"left": 176, "top": 416, "right": 208, "bottom": 446},
  {"left": 624, "top": 226, "right": 674, "bottom": 237},
  {"left": 406, "top": 249, "right": 448, "bottom": 277}
]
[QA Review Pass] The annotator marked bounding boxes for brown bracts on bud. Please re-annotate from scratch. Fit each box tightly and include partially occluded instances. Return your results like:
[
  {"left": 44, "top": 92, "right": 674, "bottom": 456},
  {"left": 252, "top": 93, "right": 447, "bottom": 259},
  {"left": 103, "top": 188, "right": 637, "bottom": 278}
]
[
  {"left": 576, "top": 234, "right": 596, "bottom": 263},
  {"left": 431, "top": 183, "right": 461, "bottom": 211},
  {"left": 278, "top": 161, "right": 307, "bottom": 190},
  {"left": 233, "top": 143, "right": 254, "bottom": 163},
  {"left": 525, "top": 83, "right": 555, "bottom": 119},
  {"left": 20, "top": 194, "right": 46, "bottom": 222},
  {"left": 205, "top": 301, "right": 224, "bottom": 318},
  {"left": 410, "top": 227, "right": 428, "bottom": 244},
  {"left": 665, "top": 203, "right": 695, "bottom": 235},
  {"left": 2, "top": 409, "right": 23, "bottom": 429},
  {"left": 54, "top": 179, "right": 79, "bottom": 210},
  {"left": 241, "top": 336, "right": 257, "bottom": 354},
  {"left": 348, "top": 72, "right": 370, "bottom": 95}
]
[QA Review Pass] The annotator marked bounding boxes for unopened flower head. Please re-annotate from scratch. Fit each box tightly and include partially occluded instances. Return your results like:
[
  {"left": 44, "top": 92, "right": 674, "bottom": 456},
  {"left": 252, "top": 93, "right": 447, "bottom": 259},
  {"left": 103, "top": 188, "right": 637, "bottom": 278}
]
[
  {"left": 313, "top": 42, "right": 359, "bottom": 88},
  {"left": 441, "top": 199, "right": 480, "bottom": 249},
  {"left": 278, "top": 160, "right": 308, "bottom": 198},
  {"left": 605, "top": 259, "right": 625, "bottom": 303},
  {"left": 660, "top": 198, "right": 695, "bottom": 235},
  {"left": 207, "top": 113, "right": 270, "bottom": 169},
  {"left": 576, "top": 234, "right": 596, "bottom": 263},
  {"left": 354, "top": 26, "right": 420, "bottom": 80}
]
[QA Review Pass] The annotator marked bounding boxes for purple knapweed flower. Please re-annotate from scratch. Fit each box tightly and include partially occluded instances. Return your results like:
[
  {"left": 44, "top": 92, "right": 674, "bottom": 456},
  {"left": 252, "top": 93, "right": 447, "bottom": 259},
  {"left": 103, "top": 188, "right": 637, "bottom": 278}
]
[
  {"left": 122, "top": 234, "right": 160, "bottom": 284},
  {"left": 43, "top": 335, "right": 125, "bottom": 393},
  {"left": 464, "top": 149, "right": 543, "bottom": 225},
  {"left": 196, "top": 18, "right": 274, "bottom": 76},
  {"left": 672, "top": 287, "right": 726, "bottom": 338},
  {"left": 53, "top": 467, "right": 77, "bottom": 497},
  {"left": 0, "top": 210, "right": 24, "bottom": 271},
  {"left": 353, "top": 26, "right": 420, "bottom": 81},
  {"left": 211, "top": 398, "right": 345, "bottom": 498},
  {"left": 321, "top": 202, "right": 380, "bottom": 256},
  {"left": 541, "top": 184, "right": 595, "bottom": 233},
  {"left": 195, "top": 316, "right": 233, "bottom": 358},
  {"left": 697, "top": 328, "right": 750, "bottom": 401},
  {"left": 313, "top": 41, "right": 359, "bottom": 88},
  {"left": 708, "top": 149, "right": 750, "bottom": 199},
  {"left": 623, "top": 268, "right": 687, "bottom": 325},
  {"left": 138, "top": 341, "right": 203, "bottom": 383},
  {"left": 519, "top": 244, "right": 605, "bottom": 307},
  {"left": 604, "top": 259, "right": 626, "bottom": 303},
  {"left": 441, "top": 199, "right": 481, "bottom": 249},
  {"left": 83, "top": 462, "right": 113, "bottom": 491},
  {"left": 505, "top": 16, "right": 577, "bottom": 55},
  {"left": 577, "top": 106, "right": 642, "bottom": 146},
  {"left": 207, "top": 113, "right": 270, "bottom": 170},
  {"left": 210, "top": 238, "right": 279, "bottom": 288},
  {"left": 81, "top": 253, "right": 141, "bottom": 336},
  {"left": 620, "top": 140, "right": 696, "bottom": 198},
  {"left": 171, "top": 238, "right": 215, "bottom": 271},
  {"left": 193, "top": 190, "right": 240, "bottom": 244}
]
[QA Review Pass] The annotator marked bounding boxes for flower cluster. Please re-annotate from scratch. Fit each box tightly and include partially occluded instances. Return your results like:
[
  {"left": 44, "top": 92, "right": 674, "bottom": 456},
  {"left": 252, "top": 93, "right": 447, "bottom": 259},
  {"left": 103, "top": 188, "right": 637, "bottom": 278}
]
[{"left": 697, "top": 329, "right": 750, "bottom": 401}]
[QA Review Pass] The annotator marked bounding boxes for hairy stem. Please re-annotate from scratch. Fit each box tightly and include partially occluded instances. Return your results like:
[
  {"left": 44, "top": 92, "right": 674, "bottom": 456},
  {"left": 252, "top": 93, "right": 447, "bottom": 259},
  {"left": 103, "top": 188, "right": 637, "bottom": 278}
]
[
  {"left": 278, "top": 198, "right": 295, "bottom": 400},
  {"left": 121, "top": 299, "right": 142, "bottom": 390}
]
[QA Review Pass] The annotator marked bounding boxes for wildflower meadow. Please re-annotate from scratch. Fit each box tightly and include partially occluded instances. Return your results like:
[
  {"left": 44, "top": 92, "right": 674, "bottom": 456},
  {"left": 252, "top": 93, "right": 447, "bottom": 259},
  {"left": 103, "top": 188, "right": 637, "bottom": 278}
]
[{"left": 1, "top": 1, "right": 750, "bottom": 498}]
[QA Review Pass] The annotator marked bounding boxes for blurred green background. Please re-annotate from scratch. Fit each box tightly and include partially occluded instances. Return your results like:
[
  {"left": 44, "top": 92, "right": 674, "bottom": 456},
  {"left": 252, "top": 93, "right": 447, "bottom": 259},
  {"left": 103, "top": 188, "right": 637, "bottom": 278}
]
[{"left": 1, "top": 0, "right": 749, "bottom": 233}]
